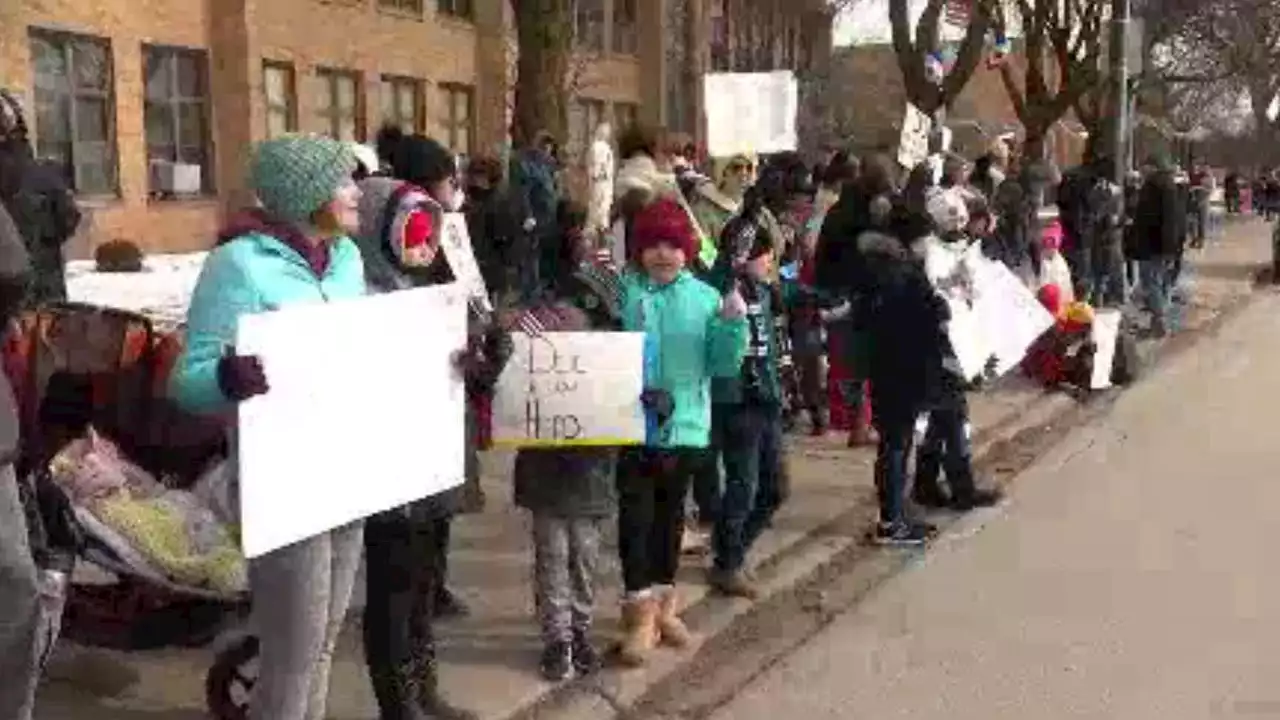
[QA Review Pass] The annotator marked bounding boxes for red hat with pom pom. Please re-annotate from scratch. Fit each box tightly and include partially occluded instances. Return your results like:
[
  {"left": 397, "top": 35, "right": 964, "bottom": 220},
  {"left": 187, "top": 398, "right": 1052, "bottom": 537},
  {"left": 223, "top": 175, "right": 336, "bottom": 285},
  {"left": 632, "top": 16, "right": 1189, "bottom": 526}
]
[{"left": 629, "top": 197, "right": 698, "bottom": 263}]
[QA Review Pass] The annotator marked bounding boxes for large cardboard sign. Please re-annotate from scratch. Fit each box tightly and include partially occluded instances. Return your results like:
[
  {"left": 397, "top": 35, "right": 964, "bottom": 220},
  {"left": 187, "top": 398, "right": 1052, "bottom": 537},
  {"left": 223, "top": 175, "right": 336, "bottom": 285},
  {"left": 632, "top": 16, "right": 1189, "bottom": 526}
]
[
  {"left": 703, "top": 71, "right": 798, "bottom": 157},
  {"left": 236, "top": 285, "right": 467, "bottom": 557}
]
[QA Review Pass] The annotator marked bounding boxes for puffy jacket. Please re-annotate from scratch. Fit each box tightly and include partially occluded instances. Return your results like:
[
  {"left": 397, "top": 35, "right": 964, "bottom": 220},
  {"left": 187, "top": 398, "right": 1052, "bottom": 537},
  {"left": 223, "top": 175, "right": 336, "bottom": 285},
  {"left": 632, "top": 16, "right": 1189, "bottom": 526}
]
[
  {"left": 170, "top": 232, "right": 366, "bottom": 415},
  {"left": 620, "top": 269, "right": 747, "bottom": 448}
]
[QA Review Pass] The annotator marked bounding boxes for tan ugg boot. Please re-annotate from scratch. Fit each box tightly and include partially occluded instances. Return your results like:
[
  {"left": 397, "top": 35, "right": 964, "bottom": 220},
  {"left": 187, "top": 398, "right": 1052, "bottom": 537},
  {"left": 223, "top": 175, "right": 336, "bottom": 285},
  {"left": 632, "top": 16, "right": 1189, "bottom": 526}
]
[
  {"left": 655, "top": 587, "right": 695, "bottom": 649},
  {"left": 617, "top": 595, "right": 659, "bottom": 667}
]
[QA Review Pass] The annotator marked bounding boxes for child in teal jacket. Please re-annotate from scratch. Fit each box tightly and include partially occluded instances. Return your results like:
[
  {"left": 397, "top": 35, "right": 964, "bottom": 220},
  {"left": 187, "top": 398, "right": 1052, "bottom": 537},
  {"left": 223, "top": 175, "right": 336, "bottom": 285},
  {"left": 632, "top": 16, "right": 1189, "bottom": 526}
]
[{"left": 614, "top": 197, "right": 748, "bottom": 667}]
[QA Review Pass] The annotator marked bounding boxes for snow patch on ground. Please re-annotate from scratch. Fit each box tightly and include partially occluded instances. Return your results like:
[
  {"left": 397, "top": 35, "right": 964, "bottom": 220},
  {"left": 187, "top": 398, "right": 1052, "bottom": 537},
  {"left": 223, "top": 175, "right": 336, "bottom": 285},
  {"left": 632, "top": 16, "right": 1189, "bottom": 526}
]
[{"left": 65, "top": 252, "right": 207, "bottom": 331}]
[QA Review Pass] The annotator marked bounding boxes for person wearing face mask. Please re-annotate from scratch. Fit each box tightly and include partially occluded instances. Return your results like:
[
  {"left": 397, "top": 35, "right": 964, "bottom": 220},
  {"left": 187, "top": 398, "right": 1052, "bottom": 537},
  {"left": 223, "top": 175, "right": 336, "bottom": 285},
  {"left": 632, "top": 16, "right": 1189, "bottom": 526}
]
[
  {"left": 169, "top": 135, "right": 366, "bottom": 720},
  {"left": 352, "top": 129, "right": 510, "bottom": 720}
]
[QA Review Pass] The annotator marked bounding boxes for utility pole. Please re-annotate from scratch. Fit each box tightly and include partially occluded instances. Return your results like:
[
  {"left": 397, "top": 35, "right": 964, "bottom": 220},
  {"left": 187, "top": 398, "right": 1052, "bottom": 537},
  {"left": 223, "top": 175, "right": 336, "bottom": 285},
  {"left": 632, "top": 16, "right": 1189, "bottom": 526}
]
[{"left": 1109, "top": 0, "right": 1131, "bottom": 186}]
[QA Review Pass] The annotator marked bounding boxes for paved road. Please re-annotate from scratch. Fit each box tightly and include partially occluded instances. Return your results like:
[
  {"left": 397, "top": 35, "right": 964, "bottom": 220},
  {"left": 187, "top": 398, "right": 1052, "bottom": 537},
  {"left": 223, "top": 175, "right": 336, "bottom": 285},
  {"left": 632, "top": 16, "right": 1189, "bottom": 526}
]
[{"left": 712, "top": 287, "right": 1280, "bottom": 720}]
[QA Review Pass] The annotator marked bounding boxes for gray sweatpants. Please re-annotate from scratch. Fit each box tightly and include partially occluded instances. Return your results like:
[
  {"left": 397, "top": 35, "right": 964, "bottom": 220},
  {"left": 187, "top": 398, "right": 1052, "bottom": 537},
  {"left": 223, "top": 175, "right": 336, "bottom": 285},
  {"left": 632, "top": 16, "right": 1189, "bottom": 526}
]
[
  {"left": 249, "top": 521, "right": 364, "bottom": 720},
  {"left": 0, "top": 465, "right": 41, "bottom": 720},
  {"left": 532, "top": 514, "right": 603, "bottom": 645}
]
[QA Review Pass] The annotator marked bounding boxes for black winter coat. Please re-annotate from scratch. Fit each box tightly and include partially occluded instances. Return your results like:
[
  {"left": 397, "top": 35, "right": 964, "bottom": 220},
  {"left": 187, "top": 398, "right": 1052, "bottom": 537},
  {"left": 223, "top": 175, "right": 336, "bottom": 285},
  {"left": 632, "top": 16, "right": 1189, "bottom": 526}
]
[
  {"left": 859, "top": 231, "right": 951, "bottom": 429},
  {"left": 1131, "top": 171, "right": 1182, "bottom": 260}
]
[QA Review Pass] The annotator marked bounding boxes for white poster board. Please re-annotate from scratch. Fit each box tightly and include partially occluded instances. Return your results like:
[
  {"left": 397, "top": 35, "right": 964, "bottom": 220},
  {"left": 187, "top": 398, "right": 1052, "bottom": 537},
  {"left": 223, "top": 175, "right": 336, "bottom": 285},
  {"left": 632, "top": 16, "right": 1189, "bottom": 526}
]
[
  {"left": 703, "top": 71, "right": 798, "bottom": 158},
  {"left": 946, "top": 249, "right": 1056, "bottom": 380},
  {"left": 898, "top": 103, "right": 933, "bottom": 170},
  {"left": 236, "top": 285, "right": 467, "bottom": 558},
  {"left": 492, "top": 331, "right": 646, "bottom": 447},
  {"left": 440, "top": 212, "right": 493, "bottom": 313},
  {"left": 1090, "top": 309, "right": 1122, "bottom": 390}
]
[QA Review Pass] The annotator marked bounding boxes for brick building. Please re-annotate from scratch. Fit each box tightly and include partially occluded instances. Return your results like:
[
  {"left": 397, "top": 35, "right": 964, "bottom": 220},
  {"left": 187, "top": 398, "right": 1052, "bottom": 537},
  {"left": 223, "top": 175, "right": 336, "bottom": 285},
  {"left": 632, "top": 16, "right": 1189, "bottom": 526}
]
[
  {"left": 0, "top": 0, "right": 647, "bottom": 255},
  {"left": 0, "top": 0, "right": 831, "bottom": 255}
]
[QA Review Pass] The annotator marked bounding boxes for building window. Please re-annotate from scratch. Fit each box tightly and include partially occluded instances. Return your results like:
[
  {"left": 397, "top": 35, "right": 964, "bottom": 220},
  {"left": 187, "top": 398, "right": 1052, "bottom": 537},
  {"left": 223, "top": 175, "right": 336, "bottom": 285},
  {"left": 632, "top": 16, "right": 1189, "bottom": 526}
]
[
  {"left": 437, "top": 0, "right": 472, "bottom": 20},
  {"left": 612, "top": 0, "right": 637, "bottom": 55},
  {"left": 575, "top": 0, "right": 605, "bottom": 52},
  {"left": 28, "top": 29, "right": 117, "bottom": 196},
  {"left": 612, "top": 102, "right": 638, "bottom": 135},
  {"left": 379, "top": 0, "right": 424, "bottom": 15},
  {"left": 315, "top": 68, "right": 362, "bottom": 141},
  {"left": 380, "top": 76, "right": 423, "bottom": 133},
  {"left": 263, "top": 61, "right": 298, "bottom": 139},
  {"left": 143, "top": 46, "right": 212, "bottom": 196},
  {"left": 436, "top": 83, "right": 473, "bottom": 158}
]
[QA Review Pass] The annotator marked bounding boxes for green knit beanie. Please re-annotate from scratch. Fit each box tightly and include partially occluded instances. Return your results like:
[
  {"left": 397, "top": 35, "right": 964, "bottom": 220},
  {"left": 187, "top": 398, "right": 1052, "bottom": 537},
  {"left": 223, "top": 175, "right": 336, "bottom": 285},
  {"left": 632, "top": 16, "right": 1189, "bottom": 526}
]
[{"left": 249, "top": 134, "right": 357, "bottom": 223}]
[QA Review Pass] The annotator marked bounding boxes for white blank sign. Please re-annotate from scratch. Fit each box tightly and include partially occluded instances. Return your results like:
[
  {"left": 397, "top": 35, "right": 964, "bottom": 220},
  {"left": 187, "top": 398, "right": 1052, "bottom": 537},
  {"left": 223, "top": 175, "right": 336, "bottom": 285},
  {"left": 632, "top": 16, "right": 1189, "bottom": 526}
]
[{"left": 236, "top": 285, "right": 467, "bottom": 558}]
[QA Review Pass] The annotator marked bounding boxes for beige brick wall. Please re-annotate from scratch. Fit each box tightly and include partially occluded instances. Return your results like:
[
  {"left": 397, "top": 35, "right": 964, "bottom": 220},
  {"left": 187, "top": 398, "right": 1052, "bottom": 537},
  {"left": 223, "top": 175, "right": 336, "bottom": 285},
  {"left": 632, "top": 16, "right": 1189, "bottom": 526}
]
[{"left": 0, "top": 0, "right": 649, "bottom": 257}]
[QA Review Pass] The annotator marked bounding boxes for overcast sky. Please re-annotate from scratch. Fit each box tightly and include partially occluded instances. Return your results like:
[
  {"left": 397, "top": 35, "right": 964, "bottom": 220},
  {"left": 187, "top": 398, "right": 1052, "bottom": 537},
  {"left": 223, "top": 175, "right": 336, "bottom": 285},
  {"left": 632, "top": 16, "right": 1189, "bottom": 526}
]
[{"left": 833, "top": 0, "right": 972, "bottom": 46}]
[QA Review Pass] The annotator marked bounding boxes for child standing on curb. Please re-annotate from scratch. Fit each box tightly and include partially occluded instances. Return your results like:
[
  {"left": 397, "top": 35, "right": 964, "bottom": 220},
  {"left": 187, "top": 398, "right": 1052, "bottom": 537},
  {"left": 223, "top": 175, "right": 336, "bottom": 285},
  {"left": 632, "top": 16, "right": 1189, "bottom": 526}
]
[
  {"left": 615, "top": 197, "right": 748, "bottom": 667},
  {"left": 705, "top": 198, "right": 788, "bottom": 598},
  {"left": 511, "top": 203, "right": 625, "bottom": 682}
]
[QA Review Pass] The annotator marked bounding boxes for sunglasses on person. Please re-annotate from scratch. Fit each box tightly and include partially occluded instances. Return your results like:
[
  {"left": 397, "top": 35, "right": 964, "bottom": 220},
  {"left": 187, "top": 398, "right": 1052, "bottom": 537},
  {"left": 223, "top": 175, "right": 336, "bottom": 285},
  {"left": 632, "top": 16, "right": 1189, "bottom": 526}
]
[{"left": 728, "top": 162, "right": 754, "bottom": 173}]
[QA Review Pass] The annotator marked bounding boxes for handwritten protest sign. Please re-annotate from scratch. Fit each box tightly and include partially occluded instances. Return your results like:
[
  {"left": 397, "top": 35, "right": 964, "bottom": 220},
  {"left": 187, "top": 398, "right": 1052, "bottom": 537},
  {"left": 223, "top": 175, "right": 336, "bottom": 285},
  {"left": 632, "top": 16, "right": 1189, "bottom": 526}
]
[
  {"left": 1090, "top": 309, "right": 1122, "bottom": 390},
  {"left": 440, "top": 212, "right": 493, "bottom": 313},
  {"left": 492, "top": 332, "right": 645, "bottom": 447},
  {"left": 236, "top": 285, "right": 466, "bottom": 558},
  {"left": 703, "top": 71, "right": 798, "bottom": 158},
  {"left": 947, "top": 247, "right": 1056, "bottom": 380}
]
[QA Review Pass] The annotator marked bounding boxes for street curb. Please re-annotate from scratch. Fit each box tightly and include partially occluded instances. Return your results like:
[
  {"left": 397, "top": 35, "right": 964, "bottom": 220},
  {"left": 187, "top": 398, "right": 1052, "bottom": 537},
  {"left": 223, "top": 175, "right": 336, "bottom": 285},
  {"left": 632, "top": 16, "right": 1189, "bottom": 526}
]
[{"left": 503, "top": 263, "right": 1271, "bottom": 720}]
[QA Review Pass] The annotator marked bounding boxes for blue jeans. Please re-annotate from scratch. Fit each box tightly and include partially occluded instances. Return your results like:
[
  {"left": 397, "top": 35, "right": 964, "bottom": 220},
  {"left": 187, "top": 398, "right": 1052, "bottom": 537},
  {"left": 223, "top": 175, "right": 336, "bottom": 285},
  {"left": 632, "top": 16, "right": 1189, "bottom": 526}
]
[
  {"left": 874, "top": 417, "right": 915, "bottom": 525},
  {"left": 1138, "top": 256, "right": 1175, "bottom": 331},
  {"left": 711, "top": 403, "right": 784, "bottom": 574}
]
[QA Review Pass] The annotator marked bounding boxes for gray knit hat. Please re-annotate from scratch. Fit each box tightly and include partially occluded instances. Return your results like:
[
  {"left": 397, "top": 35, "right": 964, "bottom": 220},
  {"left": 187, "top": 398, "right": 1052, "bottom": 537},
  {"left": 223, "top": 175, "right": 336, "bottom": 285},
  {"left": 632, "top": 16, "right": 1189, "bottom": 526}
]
[{"left": 249, "top": 134, "right": 357, "bottom": 223}]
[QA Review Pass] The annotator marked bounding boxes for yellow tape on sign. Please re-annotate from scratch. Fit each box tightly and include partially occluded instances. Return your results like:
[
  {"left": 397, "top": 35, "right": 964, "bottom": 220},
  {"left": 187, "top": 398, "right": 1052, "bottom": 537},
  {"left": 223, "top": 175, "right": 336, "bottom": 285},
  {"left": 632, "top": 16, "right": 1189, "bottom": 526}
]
[{"left": 492, "top": 438, "right": 644, "bottom": 449}]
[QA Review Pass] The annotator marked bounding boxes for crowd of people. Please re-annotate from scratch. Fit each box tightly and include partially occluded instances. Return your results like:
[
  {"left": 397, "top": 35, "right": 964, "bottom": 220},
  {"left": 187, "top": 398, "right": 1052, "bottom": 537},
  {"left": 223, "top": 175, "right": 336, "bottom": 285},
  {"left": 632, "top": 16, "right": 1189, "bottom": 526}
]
[{"left": 0, "top": 73, "right": 1244, "bottom": 720}]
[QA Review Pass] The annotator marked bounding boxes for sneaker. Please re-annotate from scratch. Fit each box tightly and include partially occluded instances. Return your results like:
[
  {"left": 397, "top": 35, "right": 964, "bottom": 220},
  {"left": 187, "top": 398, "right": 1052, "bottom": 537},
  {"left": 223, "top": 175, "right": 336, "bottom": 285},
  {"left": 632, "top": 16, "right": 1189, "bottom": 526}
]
[
  {"left": 708, "top": 569, "right": 761, "bottom": 600},
  {"left": 873, "top": 520, "right": 934, "bottom": 547},
  {"left": 571, "top": 631, "right": 601, "bottom": 676},
  {"left": 950, "top": 487, "right": 1004, "bottom": 511},
  {"left": 539, "top": 641, "right": 574, "bottom": 682}
]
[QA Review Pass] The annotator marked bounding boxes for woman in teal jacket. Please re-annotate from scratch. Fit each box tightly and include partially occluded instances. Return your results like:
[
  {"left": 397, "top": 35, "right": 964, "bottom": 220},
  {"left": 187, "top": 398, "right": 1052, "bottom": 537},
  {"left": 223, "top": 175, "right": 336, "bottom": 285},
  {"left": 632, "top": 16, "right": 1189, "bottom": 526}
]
[
  {"left": 169, "top": 135, "right": 367, "bottom": 720},
  {"left": 614, "top": 197, "right": 748, "bottom": 667}
]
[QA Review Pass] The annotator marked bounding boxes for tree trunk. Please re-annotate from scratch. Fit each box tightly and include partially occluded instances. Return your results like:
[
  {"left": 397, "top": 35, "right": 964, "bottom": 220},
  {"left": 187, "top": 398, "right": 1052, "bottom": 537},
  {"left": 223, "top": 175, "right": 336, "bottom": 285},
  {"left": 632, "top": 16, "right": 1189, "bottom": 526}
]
[{"left": 512, "top": 0, "right": 573, "bottom": 147}]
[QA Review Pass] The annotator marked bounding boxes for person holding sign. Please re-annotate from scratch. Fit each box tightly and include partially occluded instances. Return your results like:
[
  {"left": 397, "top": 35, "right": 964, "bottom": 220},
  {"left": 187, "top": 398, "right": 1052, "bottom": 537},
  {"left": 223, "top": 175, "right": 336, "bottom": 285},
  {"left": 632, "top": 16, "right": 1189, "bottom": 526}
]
[
  {"left": 169, "top": 135, "right": 366, "bottom": 720},
  {"left": 352, "top": 130, "right": 509, "bottom": 720},
  {"left": 510, "top": 297, "right": 620, "bottom": 681},
  {"left": 614, "top": 197, "right": 749, "bottom": 667}
]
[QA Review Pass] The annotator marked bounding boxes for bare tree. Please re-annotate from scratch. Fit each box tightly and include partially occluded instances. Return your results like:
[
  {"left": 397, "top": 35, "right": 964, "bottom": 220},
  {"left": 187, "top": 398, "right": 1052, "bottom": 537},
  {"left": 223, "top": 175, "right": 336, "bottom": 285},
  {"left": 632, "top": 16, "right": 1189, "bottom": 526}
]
[
  {"left": 991, "top": 0, "right": 1105, "bottom": 160},
  {"left": 888, "top": 0, "right": 1001, "bottom": 115},
  {"left": 510, "top": 0, "right": 575, "bottom": 147}
]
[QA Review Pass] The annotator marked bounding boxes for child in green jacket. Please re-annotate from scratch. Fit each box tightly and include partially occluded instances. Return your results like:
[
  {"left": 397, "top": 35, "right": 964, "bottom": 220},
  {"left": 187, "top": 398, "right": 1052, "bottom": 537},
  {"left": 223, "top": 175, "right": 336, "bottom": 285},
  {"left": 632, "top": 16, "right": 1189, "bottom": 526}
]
[{"left": 615, "top": 197, "right": 748, "bottom": 667}]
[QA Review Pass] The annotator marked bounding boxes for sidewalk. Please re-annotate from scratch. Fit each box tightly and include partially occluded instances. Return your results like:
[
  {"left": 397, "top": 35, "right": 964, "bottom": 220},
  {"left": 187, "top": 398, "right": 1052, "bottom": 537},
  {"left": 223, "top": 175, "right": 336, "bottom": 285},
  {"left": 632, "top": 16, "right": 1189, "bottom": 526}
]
[{"left": 35, "top": 218, "right": 1274, "bottom": 720}]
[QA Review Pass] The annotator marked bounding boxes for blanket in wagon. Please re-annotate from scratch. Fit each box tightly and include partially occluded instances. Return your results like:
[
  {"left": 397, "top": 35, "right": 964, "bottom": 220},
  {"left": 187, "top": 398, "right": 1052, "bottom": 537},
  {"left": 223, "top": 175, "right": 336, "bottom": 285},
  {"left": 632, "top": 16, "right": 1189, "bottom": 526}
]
[{"left": 50, "top": 428, "right": 246, "bottom": 595}]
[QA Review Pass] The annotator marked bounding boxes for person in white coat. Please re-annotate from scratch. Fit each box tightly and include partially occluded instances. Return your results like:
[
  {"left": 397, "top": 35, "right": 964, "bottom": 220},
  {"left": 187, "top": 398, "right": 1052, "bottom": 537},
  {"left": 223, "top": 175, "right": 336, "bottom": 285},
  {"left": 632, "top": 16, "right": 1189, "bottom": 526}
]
[{"left": 587, "top": 122, "right": 615, "bottom": 244}]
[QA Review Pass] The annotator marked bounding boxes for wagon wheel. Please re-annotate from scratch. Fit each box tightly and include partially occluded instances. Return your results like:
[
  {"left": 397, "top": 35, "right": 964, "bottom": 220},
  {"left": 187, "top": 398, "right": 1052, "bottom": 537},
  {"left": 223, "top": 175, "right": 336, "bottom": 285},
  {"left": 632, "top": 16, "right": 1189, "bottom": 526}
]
[{"left": 205, "top": 635, "right": 259, "bottom": 720}]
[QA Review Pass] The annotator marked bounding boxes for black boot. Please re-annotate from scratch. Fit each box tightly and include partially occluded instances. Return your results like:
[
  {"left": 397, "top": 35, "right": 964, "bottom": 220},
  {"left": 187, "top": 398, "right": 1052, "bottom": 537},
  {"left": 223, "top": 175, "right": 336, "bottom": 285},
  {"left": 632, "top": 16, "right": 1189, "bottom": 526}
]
[
  {"left": 434, "top": 586, "right": 470, "bottom": 619},
  {"left": 416, "top": 658, "right": 479, "bottom": 720},
  {"left": 368, "top": 660, "right": 431, "bottom": 720},
  {"left": 571, "top": 628, "right": 601, "bottom": 676},
  {"left": 911, "top": 451, "right": 950, "bottom": 509}
]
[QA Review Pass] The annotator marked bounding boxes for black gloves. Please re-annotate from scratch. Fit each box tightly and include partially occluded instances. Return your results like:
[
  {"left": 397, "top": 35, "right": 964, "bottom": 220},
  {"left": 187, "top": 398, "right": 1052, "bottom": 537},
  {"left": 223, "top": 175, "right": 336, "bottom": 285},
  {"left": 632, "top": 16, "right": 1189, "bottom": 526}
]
[
  {"left": 456, "top": 324, "right": 514, "bottom": 393},
  {"left": 640, "top": 388, "right": 675, "bottom": 426},
  {"left": 217, "top": 350, "right": 269, "bottom": 402}
]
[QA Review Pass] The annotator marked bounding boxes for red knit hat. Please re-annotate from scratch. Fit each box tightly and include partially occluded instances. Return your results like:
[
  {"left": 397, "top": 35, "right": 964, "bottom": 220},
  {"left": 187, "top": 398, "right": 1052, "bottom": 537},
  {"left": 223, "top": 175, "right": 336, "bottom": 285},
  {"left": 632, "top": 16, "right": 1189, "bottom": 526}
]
[{"left": 630, "top": 197, "right": 697, "bottom": 262}]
